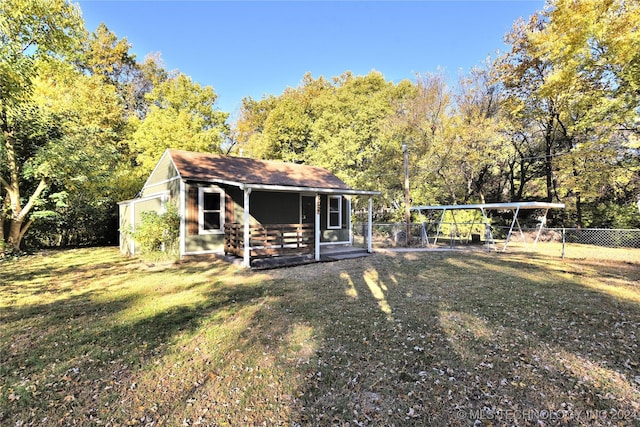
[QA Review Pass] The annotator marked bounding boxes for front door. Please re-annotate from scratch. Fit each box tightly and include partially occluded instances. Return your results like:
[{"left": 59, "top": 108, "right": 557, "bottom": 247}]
[{"left": 301, "top": 195, "right": 315, "bottom": 224}]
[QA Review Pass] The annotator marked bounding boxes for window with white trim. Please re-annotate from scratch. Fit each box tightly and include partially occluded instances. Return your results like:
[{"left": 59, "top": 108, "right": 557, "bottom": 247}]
[
  {"left": 199, "top": 188, "right": 224, "bottom": 233},
  {"left": 328, "top": 195, "right": 342, "bottom": 229}
]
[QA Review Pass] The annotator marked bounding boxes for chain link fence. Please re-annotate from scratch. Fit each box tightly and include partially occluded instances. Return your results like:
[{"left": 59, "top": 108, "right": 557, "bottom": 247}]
[{"left": 353, "top": 222, "right": 640, "bottom": 261}]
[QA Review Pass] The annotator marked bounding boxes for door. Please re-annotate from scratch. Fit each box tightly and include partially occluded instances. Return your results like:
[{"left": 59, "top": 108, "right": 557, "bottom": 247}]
[{"left": 301, "top": 195, "right": 316, "bottom": 224}]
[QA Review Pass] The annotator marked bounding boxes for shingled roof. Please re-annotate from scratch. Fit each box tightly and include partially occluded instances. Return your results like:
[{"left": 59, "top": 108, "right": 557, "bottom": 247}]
[{"left": 167, "top": 149, "right": 362, "bottom": 192}]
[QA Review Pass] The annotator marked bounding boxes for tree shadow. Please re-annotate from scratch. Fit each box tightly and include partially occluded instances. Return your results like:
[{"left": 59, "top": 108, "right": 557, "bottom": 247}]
[
  {"left": 3, "top": 249, "right": 639, "bottom": 426},
  {"left": 281, "top": 252, "right": 640, "bottom": 426}
]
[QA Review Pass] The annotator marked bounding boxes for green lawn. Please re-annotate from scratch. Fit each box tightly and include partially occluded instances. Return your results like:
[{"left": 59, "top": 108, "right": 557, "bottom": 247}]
[{"left": 1, "top": 247, "right": 639, "bottom": 426}]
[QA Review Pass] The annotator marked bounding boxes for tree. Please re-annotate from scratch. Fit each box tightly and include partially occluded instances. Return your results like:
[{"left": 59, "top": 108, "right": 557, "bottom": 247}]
[
  {"left": 453, "top": 65, "right": 509, "bottom": 204},
  {"left": 495, "top": 0, "right": 640, "bottom": 226},
  {"left": 129, "top": 73, "right": 230, "bottom": 177},
  {"left": 532, "top": 0, "right": 640, "bottom": 226},
  {"left": 0, "top": 0, "right": 84, "bottom": 252},
  {"left": 25, "top": 61, "right": 127, "bottom": 247},
  {"left": 79, "top": 24, "right": 168, "bottom": 119}
]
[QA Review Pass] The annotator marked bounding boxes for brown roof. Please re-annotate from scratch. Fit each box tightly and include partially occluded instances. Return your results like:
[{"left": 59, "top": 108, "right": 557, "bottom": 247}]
[{"left": 168, "top": 149, "right": 351, "bottom": 190}]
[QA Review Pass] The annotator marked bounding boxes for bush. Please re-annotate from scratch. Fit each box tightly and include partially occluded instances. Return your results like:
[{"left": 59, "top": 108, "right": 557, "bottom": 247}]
[{"left": 131, "top": 204, "right": 181, "bottom": 258}]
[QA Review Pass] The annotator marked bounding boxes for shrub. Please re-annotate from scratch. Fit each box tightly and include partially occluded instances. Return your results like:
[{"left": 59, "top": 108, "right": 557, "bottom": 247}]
[{"left": 131, "top": 204, "right": 181, "bottom": 257}]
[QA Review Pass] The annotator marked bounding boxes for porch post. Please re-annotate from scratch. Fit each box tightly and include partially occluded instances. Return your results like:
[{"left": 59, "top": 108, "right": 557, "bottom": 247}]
[
  {"left": 347, "top": 196, "right": 352, "bottom": 245},
  {"left": 243, "top": 188, "right": 252, "bottom": 267},
  {"left": 179, "top": 180, "right": 186, "bottom": 258},
  {"left": 367, "top": 196, "right": 373, "bottom": 253},
  {"left": 315, "top": 193, "right": 321, "bottom": 261}
]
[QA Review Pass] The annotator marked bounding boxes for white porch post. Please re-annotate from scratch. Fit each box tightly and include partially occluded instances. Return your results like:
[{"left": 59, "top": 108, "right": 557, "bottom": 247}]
[
  {"left": 367, "top": 196, "right": 373, "bottom": 253},
  {"left": 315, "top": 193, "right": 321, "bottom": 261},
  {"left": 179, "top": 180, "right": 186, "bottom": 258},
  {"left": 243, "top": 188, "right": 252, "bottom": 267},
  {"left": 347, "top": 196, "right": 353, "bottom": 245}
]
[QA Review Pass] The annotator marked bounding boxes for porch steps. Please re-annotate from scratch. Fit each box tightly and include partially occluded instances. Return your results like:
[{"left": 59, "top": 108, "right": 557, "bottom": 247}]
[{"left": 320, "top": 247, "right": 370, "bottom": 261}]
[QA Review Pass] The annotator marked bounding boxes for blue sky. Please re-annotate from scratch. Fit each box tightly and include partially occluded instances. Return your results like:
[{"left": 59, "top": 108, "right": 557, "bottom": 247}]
[{"left": 77, "top": 1, "right": 544, "bottom": 120}]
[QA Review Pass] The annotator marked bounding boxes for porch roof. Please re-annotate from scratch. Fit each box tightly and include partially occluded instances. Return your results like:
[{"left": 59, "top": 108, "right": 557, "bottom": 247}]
[{"left": 167, "top": 149, "right": 379, "bottom": 196}]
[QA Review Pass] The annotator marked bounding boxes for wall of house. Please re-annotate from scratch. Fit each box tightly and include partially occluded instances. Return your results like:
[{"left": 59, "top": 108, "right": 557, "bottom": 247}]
[
  {"left": 118, "top": 194, "right": 168, "bottom": 255},
  {"left": 319, "top": 195, "right": 350, "bottom": 243},
  {"left": 141, "top": 154, "right": 180, "bottom": 198},
  {"left": 184, "top": 182, "right": 226, "bottom": 255}
]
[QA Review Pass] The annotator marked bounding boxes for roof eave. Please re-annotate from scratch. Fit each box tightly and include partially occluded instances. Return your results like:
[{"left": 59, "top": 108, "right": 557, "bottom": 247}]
[{"left": 182, "top": 178, "right": 379, "bottom": 196}]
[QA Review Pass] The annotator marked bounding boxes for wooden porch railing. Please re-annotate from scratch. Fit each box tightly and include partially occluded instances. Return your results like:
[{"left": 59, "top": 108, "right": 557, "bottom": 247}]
[{"left": 224, "top": 223, "right": 315, "bottom": 259}]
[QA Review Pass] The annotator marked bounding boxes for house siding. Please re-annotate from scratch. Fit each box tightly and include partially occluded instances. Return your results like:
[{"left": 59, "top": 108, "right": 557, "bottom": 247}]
[
  {"left": 118, "top": 193, "right": 168, "bottom": 255},
  {"left": 183, "top": 182, "right": 226, "bottom": 254},
  {"left": 320, "top": 195, "right": 350, "bottom": 243},
  {"left": 142, "top": 153, "right": 179, "bottom": 195}
]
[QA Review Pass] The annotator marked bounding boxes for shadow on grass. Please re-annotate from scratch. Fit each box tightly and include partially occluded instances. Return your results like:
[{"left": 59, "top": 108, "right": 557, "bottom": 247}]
[
  {"left": 2, "top": 249, "right": 639, "bottom": 426},
  {"left": 280, "top": 252, "right": 640, "bottom": 426},
  {"left": 0, "top": 262, "right": 266, "bottom": 425}
]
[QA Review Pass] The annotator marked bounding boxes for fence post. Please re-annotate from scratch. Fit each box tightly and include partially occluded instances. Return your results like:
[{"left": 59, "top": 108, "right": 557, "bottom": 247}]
[{"left": 562, "top": 227, "right": 566, "bottom": 259}]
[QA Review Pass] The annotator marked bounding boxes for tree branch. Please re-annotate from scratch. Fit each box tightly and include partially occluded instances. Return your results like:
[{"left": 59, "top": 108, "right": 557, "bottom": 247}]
[{"left": 16, "top": 177, "right": 48, "bottom": 222}]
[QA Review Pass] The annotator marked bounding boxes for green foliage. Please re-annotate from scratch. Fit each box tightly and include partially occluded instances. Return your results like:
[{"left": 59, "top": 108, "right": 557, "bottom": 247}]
[
  {"left": 129, "top": 73, "right": 230, "bottom": 177},
  {"left": 130, "top": 203, "right": 181, "bottom": 257}
]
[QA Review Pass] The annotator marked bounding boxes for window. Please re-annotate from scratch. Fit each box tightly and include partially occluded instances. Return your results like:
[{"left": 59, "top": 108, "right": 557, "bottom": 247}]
[
  {"left": 199, "top": 188, "right": 224, "bottom": 233},
  {"left": 328, "top": 195, "right": 342, "bottom": 229}
]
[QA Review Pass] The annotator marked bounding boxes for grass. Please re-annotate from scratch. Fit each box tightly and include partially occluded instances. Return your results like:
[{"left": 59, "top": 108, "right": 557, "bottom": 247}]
[{"left": 1, "top": 246, "right": 639, "bottom": 426}]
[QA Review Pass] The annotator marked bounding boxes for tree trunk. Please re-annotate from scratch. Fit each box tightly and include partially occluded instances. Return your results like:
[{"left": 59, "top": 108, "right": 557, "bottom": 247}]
[
  {"left": 1, "top": 107, "right": 49, "bottom": 252},
  {"left": 0, "top": 194, "right": 5, "bottom": 250},
  {"left": 7, "top": 218, "right": 23, "bottom": 251},
  {"left": 575, "top": 193, "right": 583, "bottom": 228}
]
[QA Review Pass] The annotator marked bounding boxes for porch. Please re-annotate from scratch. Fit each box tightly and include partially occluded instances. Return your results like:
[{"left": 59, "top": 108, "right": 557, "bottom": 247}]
[{"left": 224, "top": 223, "right": 370, "bottom": 268}]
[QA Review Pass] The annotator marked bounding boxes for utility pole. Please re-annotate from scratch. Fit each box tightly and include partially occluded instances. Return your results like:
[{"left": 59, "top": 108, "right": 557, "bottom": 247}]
[{"left": 402, "top": 143, "right": 410, "bottom": 247}]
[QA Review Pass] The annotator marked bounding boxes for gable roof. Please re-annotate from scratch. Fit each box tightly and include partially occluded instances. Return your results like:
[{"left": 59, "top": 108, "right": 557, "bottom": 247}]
[{"left": 165, "top": 149, "right": 378, "bottom": 195}]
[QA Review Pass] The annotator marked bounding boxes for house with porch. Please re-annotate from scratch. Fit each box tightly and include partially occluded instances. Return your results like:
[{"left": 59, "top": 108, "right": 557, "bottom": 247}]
[{"left": 118, "top": 149, "right": 378, "bottom": 268}]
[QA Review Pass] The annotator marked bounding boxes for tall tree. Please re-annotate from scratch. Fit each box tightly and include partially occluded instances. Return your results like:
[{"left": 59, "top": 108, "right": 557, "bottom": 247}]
[
  {"left": 0, "top": 0, "right": 84, "bottom": 252},
  {"left": 454, "top": 65, "right": 508, "bottom": 203},
  {"left": 128, "top": 73, "right": 229, "bottom": 177},
  {"left": 25, "top": 61, "right": 126, "bottom": 247},
  {"left": 496, "top": 13, "right": 568, "bottom": 204},
  {"left": 532, "top": 0, "right": 640, "bottom": 226},
  {"left": 496, "top": 0, "right": 640, "bottom": 226}
]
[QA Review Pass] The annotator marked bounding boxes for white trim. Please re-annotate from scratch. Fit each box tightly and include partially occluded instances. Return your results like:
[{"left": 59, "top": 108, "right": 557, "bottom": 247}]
[
  {"left": 347, "top": 196, "right": 353, "bottom": 245},
  {"left": 319, "top": 241, "right": 350, "bottom": 246},
  {"left": 198, "top": 187, "right": 225, "bottom": 234},
  {"left": 179, "top": 180, "right": 186, "bottom": 258},
  {"left": 182, "top": 249, "right": 224, "bottom": 256},
  {"left": 315, "top": 194, "right": 321, "bottom": 261},
  {"left": 118, "top": 191, "right": 171, "bottom": 205},
  {"left": 328, "top": 195, "right": 342, "bottom": 229},
  {"left": 244, "top": 183, "right": 379, "bottom": 196},
  {"left": 129, "top": 200, "right": 135, "bottom": 255},
  {"left": 243, "top": 188, "right": 252, "bottom": 268},
  {"left": 142, "top": 176, "right": 181, "bottom": 192},
  {"left": 141, "top": 149, "right": 181, "bottom": 190}
]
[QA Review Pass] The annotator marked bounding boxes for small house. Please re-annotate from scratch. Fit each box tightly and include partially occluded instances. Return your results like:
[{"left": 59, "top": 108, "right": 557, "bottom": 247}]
[{"left": 118, "top": 149, "right": 378, "bottom": 267}]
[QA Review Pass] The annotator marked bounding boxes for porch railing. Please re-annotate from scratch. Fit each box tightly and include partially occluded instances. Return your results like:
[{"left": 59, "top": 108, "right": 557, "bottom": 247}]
[{"left": 224, "top": 223, "right": 315, "bottom": 259}]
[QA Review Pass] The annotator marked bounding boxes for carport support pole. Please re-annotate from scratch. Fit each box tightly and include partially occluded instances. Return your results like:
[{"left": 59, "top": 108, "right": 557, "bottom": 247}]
[
  {"left": 403, "top": 143, "right": 410, "bottom": 247},
  {"left": 368, "top": 196, "right": 373, "bottom": 253},
  {"left": 503, "top": 206, "right": 520, "bottom": 252},
  {"left": 243, "top": 188, "right": 252, "bottom": 268}
]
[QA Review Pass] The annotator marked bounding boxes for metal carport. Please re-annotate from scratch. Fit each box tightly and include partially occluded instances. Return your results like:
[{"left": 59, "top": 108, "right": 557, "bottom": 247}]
[{"left": 410, "top": 202, "right": 565, "bottom": 251}]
